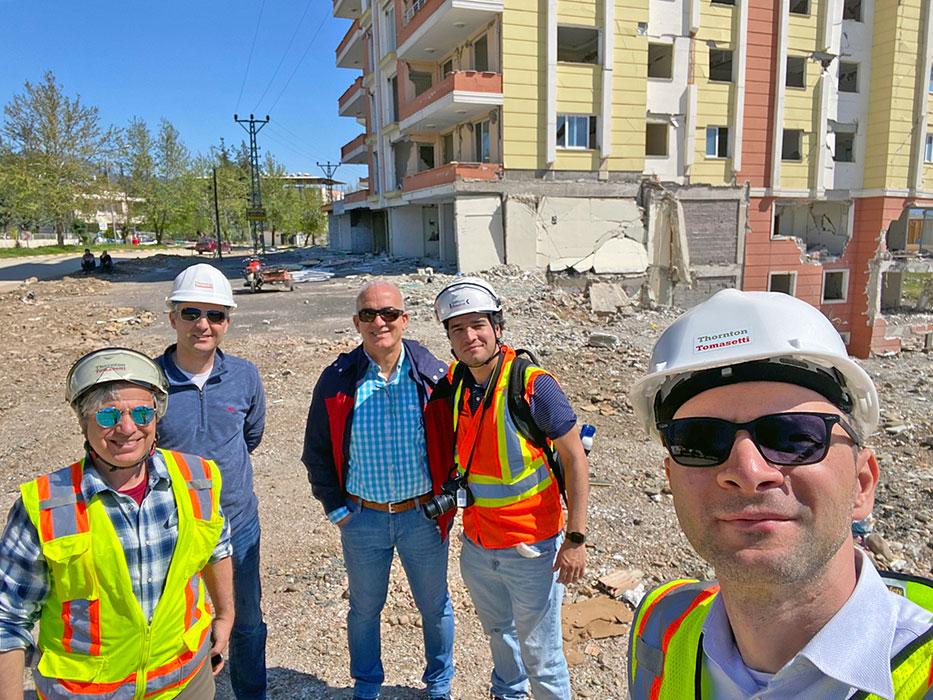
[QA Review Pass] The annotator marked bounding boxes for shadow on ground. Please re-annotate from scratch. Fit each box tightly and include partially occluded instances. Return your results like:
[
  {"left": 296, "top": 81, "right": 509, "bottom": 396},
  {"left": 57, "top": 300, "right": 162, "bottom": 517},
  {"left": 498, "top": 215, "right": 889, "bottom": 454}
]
[{"left": 215, "top": 667, "right": 429, "bottom": 699}]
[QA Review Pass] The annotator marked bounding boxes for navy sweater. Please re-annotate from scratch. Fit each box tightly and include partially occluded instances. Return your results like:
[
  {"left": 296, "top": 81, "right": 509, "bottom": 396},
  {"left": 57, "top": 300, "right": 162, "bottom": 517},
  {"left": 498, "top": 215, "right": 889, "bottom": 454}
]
[{"left": 156, "top": 346, "right": 266, "bottom": 531}]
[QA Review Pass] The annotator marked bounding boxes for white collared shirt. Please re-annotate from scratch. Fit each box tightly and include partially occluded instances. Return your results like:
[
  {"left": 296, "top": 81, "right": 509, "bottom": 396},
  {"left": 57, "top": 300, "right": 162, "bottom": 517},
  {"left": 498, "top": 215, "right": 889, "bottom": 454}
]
[{"left": 701, "top": 550, "right": 932, "bottom": 699}]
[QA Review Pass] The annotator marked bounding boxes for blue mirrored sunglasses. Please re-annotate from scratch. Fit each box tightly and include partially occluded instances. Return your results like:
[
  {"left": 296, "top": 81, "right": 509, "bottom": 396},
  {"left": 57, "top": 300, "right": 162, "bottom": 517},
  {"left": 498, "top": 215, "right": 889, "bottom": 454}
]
[{"left": 95, "top": 406, "right": 157, "bottom": 428}]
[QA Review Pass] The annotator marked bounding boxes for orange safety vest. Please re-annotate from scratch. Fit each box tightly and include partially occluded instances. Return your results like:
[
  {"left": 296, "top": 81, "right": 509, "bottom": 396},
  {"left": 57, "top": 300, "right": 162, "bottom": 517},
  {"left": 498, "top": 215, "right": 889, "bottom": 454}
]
[
  {"left": 20, "top": 449, "right": 224, "bottom": 700},
  {"left": 453, "top": 346, "right": 563, "bottom": 548}
]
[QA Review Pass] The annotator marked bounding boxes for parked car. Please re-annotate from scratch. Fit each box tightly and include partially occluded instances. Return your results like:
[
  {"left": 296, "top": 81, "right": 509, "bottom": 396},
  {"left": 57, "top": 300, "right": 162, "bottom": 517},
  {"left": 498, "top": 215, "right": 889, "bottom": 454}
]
[{"left": 195, "top": 237, "right": 231, "bottom": 254}]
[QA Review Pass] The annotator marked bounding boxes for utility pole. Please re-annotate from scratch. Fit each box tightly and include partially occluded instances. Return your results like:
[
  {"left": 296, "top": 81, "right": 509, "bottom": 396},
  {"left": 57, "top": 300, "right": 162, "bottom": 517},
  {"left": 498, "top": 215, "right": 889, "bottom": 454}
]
[
  {"left": 212, "top": 167, "right": 223, "bottom": 261},
  {"left": 234, "top": 113, "right": 270, "bottom": 254},
  {"left": 317, "top": 161, "right": 340, "bottom": 203}
]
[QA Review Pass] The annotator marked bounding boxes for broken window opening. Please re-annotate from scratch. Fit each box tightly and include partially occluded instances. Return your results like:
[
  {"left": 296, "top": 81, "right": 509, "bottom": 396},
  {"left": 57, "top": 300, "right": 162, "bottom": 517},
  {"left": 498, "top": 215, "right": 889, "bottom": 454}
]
[
  {"left": 709, "top": 48, "right": 733, "bottom": 82},
  {"left": 786, "top": 56, "right": 806, "bottom": 88},
  {"left": 790, "top": 0, "right": 809, "bottom": 14},
  {"left": 773, "top": 201, "right": 851, "bottom": 258},
  {"left": 769, "top": 272, "right": 796, "bottom": 295},
  {"left": 417, "top": 143, "right": 435, "bottom": 172},
  {"left": 782, "top": 129, "right": 803, "bottom": 161},
  {"left": 409, "top": 70, "right": 433, "bottom": 97},
  {"left": 645, "top": 123, "right": 669, "bottom": 157},
  {"left": 648, "top": 43, "right": 674, "bottom": 79},
  {"left": 838, "top": 62, "right": 858, "bottom": 93},
  {"left": 888, "top": 208, "right": 933, "bottom": 256},
  {"left": 711, "top": 0, "right": 735, "bottom": 5},
  {"left": 834, "top": 132, "right": 855, "bottom": 163},
  {"left": 842, "top": 0, "right": 861, "bottom": 21},
  {"left": 558, "top": 26, "right": 599, "bottom": 64},
  {"left": 881, "top": 271, "right": 933, "bottom": 314},
  {"left": 822, "top": 269, "right": 848, "bottom": 302}
]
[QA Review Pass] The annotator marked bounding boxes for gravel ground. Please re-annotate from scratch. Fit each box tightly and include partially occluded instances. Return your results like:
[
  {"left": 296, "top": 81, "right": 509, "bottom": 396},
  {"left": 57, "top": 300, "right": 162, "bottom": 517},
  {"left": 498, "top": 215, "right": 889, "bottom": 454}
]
[{"left": 0, "top": 251, "right": 930, "bottom": 699}]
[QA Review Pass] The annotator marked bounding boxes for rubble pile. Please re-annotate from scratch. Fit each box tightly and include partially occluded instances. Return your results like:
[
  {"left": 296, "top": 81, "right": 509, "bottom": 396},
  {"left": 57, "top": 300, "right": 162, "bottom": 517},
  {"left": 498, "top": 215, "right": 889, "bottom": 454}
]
[{"left": 0, "top": 256, "right": 929, "bottom": 699}]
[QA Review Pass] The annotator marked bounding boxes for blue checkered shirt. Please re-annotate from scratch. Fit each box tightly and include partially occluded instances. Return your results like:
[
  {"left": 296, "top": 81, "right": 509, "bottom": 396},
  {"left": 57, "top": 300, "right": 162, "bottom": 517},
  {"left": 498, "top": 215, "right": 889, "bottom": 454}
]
[
  {"left": 328, "top": 346, "right": 432, "bottom": 523},
  {"left": 0, "top": 451, "right": 232, "bottom": 655}
]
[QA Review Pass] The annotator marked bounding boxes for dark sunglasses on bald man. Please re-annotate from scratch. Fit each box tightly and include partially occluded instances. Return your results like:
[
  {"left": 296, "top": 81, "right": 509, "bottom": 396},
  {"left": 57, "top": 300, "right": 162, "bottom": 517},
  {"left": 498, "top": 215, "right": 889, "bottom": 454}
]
[
  {"left": 357, "top": 307, "right": 404, "bottom": 323},
  {"left": 657, "top": 411, "right": 861, "bottom": 468},
  {"left": 178, "top": 307, "right": 228, "bottom": 323}
]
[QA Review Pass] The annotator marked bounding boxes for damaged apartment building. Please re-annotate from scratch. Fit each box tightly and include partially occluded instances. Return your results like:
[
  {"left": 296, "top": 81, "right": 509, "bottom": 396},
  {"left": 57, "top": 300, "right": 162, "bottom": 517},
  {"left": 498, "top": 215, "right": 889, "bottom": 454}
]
[{"left": 327, "top": 0, "right": 933, "bottom": 357}]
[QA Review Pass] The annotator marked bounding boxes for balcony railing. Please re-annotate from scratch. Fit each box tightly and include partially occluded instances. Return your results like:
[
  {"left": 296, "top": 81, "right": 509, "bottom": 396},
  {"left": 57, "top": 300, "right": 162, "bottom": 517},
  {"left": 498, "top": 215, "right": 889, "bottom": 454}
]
[
  {"left": 397, "top": 0, "right": 503, "bottom": 60},
  {"left": 402, "top": 162, "right": 501, "bottom": 192},
  {"left": 338, "top": 76, "right": 367, "bottom": 117},
  {"left": 400, "top": 71, "right": 501, "bottom": 123},
  {"left": 340, "top": 134, "right": 368, "bottom": 163}
]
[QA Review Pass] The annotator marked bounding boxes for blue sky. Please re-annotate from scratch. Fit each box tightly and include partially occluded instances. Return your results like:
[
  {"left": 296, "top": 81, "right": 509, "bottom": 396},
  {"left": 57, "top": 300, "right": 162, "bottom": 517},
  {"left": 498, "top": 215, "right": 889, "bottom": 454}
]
[{"left": 0, "top": 1, "right": 367, "bottom": 186}]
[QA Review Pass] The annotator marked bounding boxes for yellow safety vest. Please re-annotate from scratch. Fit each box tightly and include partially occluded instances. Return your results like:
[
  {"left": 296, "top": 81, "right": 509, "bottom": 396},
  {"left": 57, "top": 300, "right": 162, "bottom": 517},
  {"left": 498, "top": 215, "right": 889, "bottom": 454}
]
[
  {"left": 20, "top": 449, "right": 224, "bottom": 700},
  {"left": 628, "top": 575, "right": 933, "bottom": 700}
]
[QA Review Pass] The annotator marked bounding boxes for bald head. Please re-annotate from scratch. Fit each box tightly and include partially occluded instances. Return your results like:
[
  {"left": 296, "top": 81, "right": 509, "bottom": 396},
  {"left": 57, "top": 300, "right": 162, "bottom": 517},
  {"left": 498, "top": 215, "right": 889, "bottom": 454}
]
[{"left": 355, "top": 280, "right": 404, "bottom": 312}]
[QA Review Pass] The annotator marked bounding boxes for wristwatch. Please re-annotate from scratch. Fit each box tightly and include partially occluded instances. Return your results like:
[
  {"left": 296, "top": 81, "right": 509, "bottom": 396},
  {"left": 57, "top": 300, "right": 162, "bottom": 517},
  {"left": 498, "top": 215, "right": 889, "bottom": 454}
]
[{"left": 566, "top": 531, "right": 586, "bottom": 544}]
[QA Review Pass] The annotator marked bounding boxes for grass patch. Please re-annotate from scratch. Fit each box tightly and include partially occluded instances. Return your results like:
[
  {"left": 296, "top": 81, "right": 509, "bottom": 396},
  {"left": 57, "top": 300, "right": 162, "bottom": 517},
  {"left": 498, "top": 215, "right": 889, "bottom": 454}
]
[
  {"left": 900, "top": 272, "right": 931, "bottom": 307},
  {"left": 0, "top": 244, "right": 170, "bottom": 259}
]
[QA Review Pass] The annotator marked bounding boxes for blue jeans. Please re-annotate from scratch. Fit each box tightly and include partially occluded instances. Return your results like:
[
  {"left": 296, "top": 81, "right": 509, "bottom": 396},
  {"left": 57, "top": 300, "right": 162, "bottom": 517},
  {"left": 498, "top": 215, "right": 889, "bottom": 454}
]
[
  {"left": 228, "top": 516, "right": 268, "bottom": 700},
  {"left": 459, "top": 533, "right": 570, "bottom": 700},
  {"left": 340, "top": 499, "right": 455, "bottom": 699}
]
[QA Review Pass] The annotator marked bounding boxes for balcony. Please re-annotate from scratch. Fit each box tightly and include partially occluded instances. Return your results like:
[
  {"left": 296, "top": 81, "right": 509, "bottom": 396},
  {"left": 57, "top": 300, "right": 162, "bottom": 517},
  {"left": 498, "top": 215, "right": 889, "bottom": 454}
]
[
  {"left": 336, "top": 19, "right": 365, "bottom": 69},
  {"left": 399, "top": 71, "right": 502, "bottom": 134},
  {"left": 402, "top": 162, "right": 502, "bottom": 192},
  {"left": 341, "top": 134, "right": 368, "bottom": 164},
  {"left": 338, "top": 77, "right": 367, "bottom": 119},
  {"left": 343, "top": 188, "right": 371, "bottom": 205},
  {"left": 397, "top": 0, "right": 503, "bottom": 61},
  {"left": 333, "top": 0, "right": 362, "bottom": 19}
]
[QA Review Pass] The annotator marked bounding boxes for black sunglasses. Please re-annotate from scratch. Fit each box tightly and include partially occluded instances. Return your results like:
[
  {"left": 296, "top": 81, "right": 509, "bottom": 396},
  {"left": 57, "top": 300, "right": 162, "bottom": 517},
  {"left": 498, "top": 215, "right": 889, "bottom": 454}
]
[
  {"left": 179, "top": 307, "right": 228, "bottom": 323},
  {"left": 657, "top": 412, "right": 861, "bottom": 468},
  {"left": 357, "top": 307, "right": 404, "bottom": 323}
]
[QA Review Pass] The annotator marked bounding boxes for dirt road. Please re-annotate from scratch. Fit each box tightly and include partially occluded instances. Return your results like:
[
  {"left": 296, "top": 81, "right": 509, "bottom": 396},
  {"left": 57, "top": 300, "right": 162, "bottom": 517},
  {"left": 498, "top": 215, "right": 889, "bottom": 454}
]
[{"left": 1, "top": 251, "right": 930, "bottom": 699}]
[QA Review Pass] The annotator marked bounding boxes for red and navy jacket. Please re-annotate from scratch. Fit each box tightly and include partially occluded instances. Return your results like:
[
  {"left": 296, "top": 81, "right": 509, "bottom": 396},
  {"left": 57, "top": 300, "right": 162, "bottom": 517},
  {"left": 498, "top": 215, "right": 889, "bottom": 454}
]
[{"left": 302, "top": 339, "right": 456, "bottom": 537}]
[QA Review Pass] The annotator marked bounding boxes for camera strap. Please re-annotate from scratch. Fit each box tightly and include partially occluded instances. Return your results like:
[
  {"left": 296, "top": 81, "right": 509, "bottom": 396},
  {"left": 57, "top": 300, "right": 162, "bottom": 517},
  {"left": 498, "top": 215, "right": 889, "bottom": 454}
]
[{"left": 454, "top": 349, "right": 505, "bottom": 480}]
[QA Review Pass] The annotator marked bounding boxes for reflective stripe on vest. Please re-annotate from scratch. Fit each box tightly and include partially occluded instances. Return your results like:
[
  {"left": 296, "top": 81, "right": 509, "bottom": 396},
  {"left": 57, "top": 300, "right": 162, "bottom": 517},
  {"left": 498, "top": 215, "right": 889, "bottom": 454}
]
[
  {"left": 22, "top": 449, "right": 222, "bottom": 700},
  {"left": 630, "top": 578, "right": 933, "bottom": 700},
  {"left": 452, "top": 349, "right": 553, "bottom": 507}
]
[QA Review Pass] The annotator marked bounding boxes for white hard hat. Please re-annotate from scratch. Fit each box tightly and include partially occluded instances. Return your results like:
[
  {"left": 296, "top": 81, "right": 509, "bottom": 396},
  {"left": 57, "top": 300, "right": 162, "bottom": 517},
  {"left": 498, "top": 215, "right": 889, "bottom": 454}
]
[
  {"left": 166, "top": 263, "right": 237, "bottom": 308},
  {"left": 66, "top": 347, "right": 169, "bottom": 415},
  {"left": 628, "top": 289, "right": 879, "bottom": 443},
  {"left": 434, "top": 277, "right": 502, "bottom": 323}
]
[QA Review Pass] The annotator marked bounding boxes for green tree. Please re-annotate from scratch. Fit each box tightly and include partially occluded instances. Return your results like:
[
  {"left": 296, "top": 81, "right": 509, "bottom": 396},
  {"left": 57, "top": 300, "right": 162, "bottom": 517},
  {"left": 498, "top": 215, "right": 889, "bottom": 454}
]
[{"left": 1, "top": 71, "right": 114, "bottom": 244}]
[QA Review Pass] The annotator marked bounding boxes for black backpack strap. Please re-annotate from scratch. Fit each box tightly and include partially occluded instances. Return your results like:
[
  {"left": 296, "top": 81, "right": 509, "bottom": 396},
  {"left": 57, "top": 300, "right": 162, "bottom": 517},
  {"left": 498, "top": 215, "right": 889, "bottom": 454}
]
[{"left": 507, "top": 349, "right": 568, "bottom": 504}]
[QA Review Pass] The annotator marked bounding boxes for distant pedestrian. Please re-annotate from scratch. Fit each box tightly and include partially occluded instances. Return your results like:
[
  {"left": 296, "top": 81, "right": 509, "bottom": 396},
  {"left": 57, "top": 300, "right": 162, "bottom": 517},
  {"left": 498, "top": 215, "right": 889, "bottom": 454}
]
[
  {"left": 156, "top": 263, "right": 269, "bottom": 700},
  {"left": 81, "top": 248, "right": 95, "bottom": 273},
  {"left": 100, "top": 249, "right": 113, "bottom": 272},
  {"left": 303, "top": 280, "right": 455, "bottom": 700}
]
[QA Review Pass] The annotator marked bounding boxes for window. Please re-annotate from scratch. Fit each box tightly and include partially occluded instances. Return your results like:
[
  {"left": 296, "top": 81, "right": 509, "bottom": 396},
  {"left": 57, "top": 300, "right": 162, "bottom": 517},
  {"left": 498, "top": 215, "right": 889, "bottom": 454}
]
[
  {"left": 557, "top": 26, "right": 599, "bottom": 64},
  {"left": 834, "top": 132, "right": 855, "bottom": 163},
  {"left": 418, "top": 144, "right": 435, "bottom": 171},
  {"left": 474, "top": 120, "right": 490, "bottom": 162},
  {"left": 473, "top": 34, "right": 489, "bottom": 72},
  {"left": 556, "top": 114, "right": 597, "bottom": 149},
  {"left": 786, "top": 56, "right": 806, "bottom": 88},
  {"left": 648, "top": 43, "right": 674, "bottom": 79},
  {"left": 822, "top": 270, "right": 849, "bottom": 302},
  {"left": 782, "top": 129, "right": 802, "bottom": 160},
  {"left": 769, "top": 272, "right": 796, "bottom": 295},
  {"left": 383, "top": 4, "right": 396, "bottom": 54},
  {"left": 441, "top": 59, "right": 453, "bottom": 78},
  {"left": 711, "top": 0, "right": 735, "bottom": 4},
  {"left": 409, "top": 70, "right": 433, "bottom": 97},
  {"left": 925, "top": 134, "right": 933, "bottom": 163},
  {"left": 645, "top": 123, "right": 669, "bottom": 157},
  {"left": 706, "top": 126, "right": 729, "bottom": 157},
  {"left": 388, "top": 76, "right": 399, "bottom": 122},
  {"left": 929, "top": 65, "right": 933, "bottom": 93},
  {"left": 442, "top": 132, "right": 454, "bottom": 163},
  {"left": 842, "top": 0, "right": 861, "bottom": 21},
  {"left": 789, "top": 0, "right": 809, "bottom": 14},
  {"left": 709, "top": 49, "right": 733, "bottom": 82},
  {"left": 838, "top": 62, "right": 858, "bottom": 93}
]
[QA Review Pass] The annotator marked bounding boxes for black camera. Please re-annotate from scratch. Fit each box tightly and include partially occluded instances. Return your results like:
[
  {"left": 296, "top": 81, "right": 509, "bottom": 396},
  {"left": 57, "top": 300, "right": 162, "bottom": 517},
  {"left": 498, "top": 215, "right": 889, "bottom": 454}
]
[{"left": 423, "top": 475, "right": 473, "bottom": 520}]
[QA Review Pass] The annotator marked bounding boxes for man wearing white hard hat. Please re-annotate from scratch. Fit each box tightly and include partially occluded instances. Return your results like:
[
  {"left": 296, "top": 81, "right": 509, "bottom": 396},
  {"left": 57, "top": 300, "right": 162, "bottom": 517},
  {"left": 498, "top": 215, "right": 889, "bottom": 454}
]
[
  {"left": 626, "top": 289, "right": 932, "bottom": 699},
  {"left": 426, "top": 277, "right": 590, "bottom": 700},
  {"left": 156, "top": 263, "right": 269, "bottom": 700},
  {"left": 0, "top": 347, "right": 233, "bottom": 698}
]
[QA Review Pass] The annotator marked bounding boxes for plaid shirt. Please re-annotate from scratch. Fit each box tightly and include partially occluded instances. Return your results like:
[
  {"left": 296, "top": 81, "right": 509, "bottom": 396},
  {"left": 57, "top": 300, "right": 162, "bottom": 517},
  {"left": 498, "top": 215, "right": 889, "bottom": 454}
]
[
  {"left": 332, "top": 346, "right": 431, "bottom": 521},
  {"left": 0, "top": 451, "right": 231, "bottom": 655}
]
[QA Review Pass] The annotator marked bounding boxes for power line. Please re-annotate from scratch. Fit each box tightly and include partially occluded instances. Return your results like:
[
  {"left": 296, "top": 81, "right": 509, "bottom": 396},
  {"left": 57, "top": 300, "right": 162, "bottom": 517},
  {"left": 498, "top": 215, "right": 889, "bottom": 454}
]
[
  {"left": 252, "top": 0, "right": 314, "bottom": 114},
  {"left": 266, "top": 7, "right": 330, "bottom": 114},
  {"left": 235, "top": 0, "right": 268, "bottom": 113},
  {"left": 268, "top": 120, "right": 323, "bottom": 154},
  {"left": 263, "top": 126, "right": 320, "bottom": 164}
]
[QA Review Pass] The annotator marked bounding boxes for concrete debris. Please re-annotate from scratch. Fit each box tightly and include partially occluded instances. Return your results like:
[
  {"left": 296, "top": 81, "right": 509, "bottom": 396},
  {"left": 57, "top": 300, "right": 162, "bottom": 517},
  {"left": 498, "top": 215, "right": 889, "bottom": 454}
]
[
  {"left": 592, "top": 237, "right": 650, "bottom": 275},
  {"left": 561, "top": 596, "right": 634, "bottom": 656},
  {"left": 596, "top": 568, "right": 643, "bottom": 597},
  {"left": 587, "top": 332, "right": 619, "bottom": 348},
  {"left": 589, "top": 283, "right": 631, "bottom": 314},
  {"left": 865, "top": 533, "right": 896, "bottom": 562}
]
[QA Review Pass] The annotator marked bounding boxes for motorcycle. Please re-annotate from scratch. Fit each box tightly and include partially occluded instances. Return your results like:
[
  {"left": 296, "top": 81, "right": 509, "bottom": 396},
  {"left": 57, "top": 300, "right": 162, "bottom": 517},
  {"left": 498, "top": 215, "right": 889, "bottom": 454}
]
[{"left": 243, "top": 257, "right": 294, "bottom": 293}]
